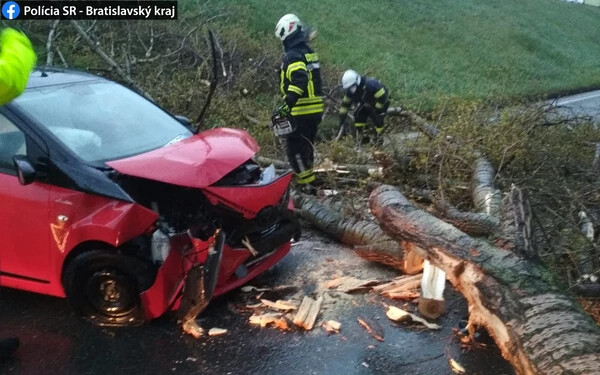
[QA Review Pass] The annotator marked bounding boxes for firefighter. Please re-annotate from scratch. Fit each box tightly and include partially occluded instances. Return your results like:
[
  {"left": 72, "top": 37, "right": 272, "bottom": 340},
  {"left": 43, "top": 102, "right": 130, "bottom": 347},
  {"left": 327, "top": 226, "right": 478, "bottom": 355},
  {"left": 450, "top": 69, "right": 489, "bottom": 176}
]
[
  {"left": 338, "top": 69, "right": 390, "bottom": 144},
  {"left": 274, "top": 14, "right": 323, "bottom": 192},
  {"left": 0, "top": 27, "right": 37, "bottom": 360}
]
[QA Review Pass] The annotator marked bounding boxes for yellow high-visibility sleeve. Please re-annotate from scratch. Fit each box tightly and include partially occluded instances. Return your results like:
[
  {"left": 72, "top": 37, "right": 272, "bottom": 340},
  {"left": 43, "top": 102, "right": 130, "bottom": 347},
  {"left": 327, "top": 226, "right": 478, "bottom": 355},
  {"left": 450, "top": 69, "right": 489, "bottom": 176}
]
[{"left": 0, "top": 28, "right": 37, "bottom": 105}]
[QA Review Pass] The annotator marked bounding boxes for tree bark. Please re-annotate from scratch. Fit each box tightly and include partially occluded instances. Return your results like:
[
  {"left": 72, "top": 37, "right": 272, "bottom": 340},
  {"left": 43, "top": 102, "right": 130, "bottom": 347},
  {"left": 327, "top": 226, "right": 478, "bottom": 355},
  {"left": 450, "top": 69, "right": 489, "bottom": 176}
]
[
  {"left": 292, "top": 192, "right": 412, "bottom": 272},
  {"left": 472, "top": 157, "right": 502, "bottom": 217},
  {"left": 370, "top": 185, "right": 600, "bottom": 375},
  {"left": 499, "top": 185, "right": 537, "bottom": 259},
  {"left": 430, "top": 200, "right": 499, "bottom": 236}
]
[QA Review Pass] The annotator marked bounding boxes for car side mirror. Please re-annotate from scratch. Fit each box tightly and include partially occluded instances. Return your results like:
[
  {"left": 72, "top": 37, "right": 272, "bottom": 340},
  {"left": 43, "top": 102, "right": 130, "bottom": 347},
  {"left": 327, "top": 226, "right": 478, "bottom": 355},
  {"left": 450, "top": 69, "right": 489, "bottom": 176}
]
[
  {"left": 175, "top": 115, "right": 192, "bottom": 128},
  {"left": 12, "top": 155, "right": 36, "bottom": 186}
]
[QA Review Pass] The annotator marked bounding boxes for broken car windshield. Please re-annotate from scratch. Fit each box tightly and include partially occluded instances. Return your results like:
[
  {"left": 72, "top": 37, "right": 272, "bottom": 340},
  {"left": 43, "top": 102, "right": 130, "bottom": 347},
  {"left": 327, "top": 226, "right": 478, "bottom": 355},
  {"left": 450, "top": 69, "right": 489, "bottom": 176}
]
[{"left": 13, "top": 81, "right": 192, "bottom": 164}]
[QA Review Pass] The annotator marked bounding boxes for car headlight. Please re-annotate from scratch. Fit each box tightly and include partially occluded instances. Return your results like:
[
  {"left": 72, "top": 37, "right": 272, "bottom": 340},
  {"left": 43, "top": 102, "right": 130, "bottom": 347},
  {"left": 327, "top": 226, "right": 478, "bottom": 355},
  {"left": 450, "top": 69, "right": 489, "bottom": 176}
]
[{"left": 151, "top": 229, "right": 171, "bottom": 264}]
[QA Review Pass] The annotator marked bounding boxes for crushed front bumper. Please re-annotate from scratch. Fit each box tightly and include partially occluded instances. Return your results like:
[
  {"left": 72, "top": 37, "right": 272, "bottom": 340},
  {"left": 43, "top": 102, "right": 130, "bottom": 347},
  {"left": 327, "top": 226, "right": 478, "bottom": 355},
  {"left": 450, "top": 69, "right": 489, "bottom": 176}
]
[{"left": 140, "top": 230, "right": 225, "bottom": 320}]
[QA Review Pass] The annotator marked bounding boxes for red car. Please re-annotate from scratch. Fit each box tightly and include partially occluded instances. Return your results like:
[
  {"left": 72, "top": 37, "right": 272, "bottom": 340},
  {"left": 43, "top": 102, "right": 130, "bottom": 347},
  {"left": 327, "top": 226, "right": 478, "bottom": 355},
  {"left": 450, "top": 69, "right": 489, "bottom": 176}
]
[{"left": 0, "top": 68, "right": 299, "bottom": 325}]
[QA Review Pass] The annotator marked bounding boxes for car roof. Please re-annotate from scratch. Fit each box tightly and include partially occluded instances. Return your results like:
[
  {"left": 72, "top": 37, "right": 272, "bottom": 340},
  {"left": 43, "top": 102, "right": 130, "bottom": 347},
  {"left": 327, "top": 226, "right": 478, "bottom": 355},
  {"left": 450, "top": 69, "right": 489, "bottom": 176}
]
[{"left": 26, "top": 67, "right": 105, "bottom": 89}]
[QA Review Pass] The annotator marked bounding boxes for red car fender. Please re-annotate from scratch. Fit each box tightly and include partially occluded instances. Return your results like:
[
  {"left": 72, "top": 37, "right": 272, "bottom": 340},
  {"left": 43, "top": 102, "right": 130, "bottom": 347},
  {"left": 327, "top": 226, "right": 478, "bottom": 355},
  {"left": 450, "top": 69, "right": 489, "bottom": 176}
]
[
  {"left": 49, "top": 186, "right": 158, "bottom": 295},
  {"left": 50, "top": 187, "right": 158, "bottom": 253}
]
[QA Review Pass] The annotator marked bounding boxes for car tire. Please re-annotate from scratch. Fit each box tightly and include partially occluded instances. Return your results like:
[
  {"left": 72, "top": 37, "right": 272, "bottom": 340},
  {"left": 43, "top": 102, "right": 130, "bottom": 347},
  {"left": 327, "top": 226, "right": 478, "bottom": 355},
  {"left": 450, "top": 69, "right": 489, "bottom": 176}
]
[{"left": 63, "top": 249, "right": 154, "bottom": 326}]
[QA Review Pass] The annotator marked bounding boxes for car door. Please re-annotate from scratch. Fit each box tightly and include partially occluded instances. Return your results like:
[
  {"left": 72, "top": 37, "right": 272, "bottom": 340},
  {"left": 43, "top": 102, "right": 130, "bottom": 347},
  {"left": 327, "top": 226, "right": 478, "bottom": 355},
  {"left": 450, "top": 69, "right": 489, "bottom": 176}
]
[{"left": 0, "top": 112, "right": 52, "bottom": 284}]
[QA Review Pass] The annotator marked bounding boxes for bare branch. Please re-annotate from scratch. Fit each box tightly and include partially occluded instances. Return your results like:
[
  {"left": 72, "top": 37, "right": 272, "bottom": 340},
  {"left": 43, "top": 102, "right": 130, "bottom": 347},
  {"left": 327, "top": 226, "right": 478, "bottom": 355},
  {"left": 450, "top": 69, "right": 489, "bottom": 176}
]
[
  {"left": 45, "top": 20, "right": 60, "bottom": 66},
  {"left": 69, "top": 20, "right": 153, "bottom": 100},
  {"left": 55, "top": 46, "right": 68, "bottom": 67}
]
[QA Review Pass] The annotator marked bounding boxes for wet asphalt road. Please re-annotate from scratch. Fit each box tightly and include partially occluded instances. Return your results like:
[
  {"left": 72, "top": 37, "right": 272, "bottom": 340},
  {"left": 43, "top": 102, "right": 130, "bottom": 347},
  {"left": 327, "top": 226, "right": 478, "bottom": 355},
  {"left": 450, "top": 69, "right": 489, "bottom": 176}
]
[
  {"left": 0, "top": 230, "right": 514, "bottom": 375},
  {"left": 552, "top": 89, "right": 600, "bottom": 122}
]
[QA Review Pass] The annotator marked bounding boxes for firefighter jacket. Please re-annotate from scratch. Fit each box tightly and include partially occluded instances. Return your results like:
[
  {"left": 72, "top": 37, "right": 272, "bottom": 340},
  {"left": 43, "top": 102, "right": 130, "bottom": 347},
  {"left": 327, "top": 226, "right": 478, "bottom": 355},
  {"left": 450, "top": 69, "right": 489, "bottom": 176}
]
[
  {"left": 0, "top": 28, "right": 36, "bottom": 105},
  {"left": 339, "top": 76, "right": 390, "bottom": 120},
  {"left": 279, "top": 31, "right": 324, "bottom": 117}
]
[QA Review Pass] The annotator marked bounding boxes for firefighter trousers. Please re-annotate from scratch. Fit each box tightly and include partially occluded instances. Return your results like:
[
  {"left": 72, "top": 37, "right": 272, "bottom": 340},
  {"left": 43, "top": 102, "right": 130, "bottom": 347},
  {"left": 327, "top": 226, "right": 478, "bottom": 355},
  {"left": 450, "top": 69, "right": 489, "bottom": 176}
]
[
  {"left": 354, "top": 102, "right": 389, "bottom": 135},
  {"left": 286, "top": 113, "right": 321, "bottom": 185}
]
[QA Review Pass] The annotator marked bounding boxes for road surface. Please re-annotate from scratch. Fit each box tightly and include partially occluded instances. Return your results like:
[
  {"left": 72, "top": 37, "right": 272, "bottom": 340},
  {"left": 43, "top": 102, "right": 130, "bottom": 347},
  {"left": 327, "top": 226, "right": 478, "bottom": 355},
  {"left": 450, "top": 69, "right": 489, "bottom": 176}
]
[
  {"left": 0, "top": 230, "right": 514, "bottom": 375},
  {"left": 551, "top": 89, "right": 600, "bottom": 122}
]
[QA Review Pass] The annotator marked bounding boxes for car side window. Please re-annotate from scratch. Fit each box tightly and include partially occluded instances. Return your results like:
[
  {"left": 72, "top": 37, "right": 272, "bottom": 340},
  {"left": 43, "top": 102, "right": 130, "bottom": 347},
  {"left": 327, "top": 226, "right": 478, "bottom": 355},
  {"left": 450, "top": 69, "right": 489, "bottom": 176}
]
[{"left": 0, "top": 113, "right": 26, "bottom": 173}]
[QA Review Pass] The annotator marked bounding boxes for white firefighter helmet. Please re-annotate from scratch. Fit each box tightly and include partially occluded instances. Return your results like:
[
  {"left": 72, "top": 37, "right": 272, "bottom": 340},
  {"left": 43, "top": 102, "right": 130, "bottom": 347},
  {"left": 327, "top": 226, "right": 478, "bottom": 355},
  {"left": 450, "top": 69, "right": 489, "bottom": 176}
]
[
  {"left": 275, "top": 14, "right": 301, "bottom": 41},
  {"left": 341, "top": 69, "right": 361, "bottom": 93}
]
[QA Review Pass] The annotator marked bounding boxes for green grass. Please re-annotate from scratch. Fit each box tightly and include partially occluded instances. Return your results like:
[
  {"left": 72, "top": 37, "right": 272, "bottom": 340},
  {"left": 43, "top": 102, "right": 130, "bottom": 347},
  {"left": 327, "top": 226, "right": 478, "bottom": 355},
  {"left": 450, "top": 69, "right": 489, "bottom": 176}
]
[{"left": 206, "top": 0, "right": 600, "bottom": 109}]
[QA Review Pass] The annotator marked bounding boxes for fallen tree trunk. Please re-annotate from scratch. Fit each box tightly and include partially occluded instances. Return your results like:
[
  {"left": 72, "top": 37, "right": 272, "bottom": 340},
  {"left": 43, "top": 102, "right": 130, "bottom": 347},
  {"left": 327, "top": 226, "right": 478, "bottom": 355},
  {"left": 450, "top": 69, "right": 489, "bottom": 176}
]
[
  {"left": 292, "top": 192, "right": 417, "bottom": 272},
  {"left": 499, "top": 185, "right": 537, "bottom": 259},
  {"left": 472, "top": 157, "right": 502, "bottom": 217},
  {"left": 430, "top": 200, "right": 499, "bottom": 236},
  {"left": 370, "top": 185, "right": 600, "bottom": 375},
  {"left": 387, "top": 107, "right": 440, "bottom": 140}
]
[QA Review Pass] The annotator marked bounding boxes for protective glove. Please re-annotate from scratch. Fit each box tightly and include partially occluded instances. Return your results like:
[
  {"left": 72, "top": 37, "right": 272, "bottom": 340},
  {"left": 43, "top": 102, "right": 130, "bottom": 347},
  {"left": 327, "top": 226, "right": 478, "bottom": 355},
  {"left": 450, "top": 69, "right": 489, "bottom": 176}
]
[{"left": 277, "top": 104, "right": 291, "bottom": 117}]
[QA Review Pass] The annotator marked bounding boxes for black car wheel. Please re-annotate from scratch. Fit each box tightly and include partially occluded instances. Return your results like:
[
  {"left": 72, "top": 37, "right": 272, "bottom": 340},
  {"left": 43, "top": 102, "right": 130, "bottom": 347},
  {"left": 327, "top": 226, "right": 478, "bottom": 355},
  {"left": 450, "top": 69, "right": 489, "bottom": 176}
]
[{"left": 63, "top": 250, "right": 154, "bottom": 326}]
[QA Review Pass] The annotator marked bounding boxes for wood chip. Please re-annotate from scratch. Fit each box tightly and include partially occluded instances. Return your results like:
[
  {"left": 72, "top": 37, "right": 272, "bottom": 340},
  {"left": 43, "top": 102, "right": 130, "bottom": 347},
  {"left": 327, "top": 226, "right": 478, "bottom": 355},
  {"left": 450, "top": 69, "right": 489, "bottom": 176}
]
[
  {"left": 385, "top": 291, "right": 421, "bottom": 300},
  {"left": 249, "top": 312, "right": 282, "bottom": 327},
  {"left": 293, "top": 296, "right": 323, "bottom": 330},
  {"left": 249, "top": 312, "right": 292, "bottom": 331},
  {"left": 293, "top": 296, "right": 313, "bottom": 327},
  {"left": 385, "top": 306, "right": 441, "bottom": 330},
  {"left": 384, "top": 279, "right": 422, "bottom": 295},
  {"left": 260, "top": 299, "right": 298, "bottom": 311},
  {"left": 182, "top": 320, "right": 204, "bottom": 338},
  {"left": 273, "top": 316, "right": 292, "bottom": 331},
  {"left": 449, "top": 359, "right": 466, "bottom": 374},
  {"left": 373, "top": 274, "right": 422, "bottom": 293},
  {"left": 322, "top": 320, "right": 342, "bottom": 334},
  {"left": 208, "top": 328, "right": 228, "bottom": 336},
  {"left": 303, "top": 296, "right": 323, "bottom": 330},
  {"left": 246, "top": 303, "right": 262, "bottom": 309},
  {"left": 357, "top": 315, "right": 385, "bottom": 341},
  {"left": 322, "top": 276, "right": 381, "bottom": 293}
]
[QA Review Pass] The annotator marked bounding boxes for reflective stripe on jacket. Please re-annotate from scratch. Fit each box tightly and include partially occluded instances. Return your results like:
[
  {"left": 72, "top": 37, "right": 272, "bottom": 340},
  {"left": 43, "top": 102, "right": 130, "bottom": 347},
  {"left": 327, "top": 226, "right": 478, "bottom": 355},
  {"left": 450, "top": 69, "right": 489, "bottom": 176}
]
[
  {"left": 279, "top": 33, "right": 324, "bottom": 117},
  {"left": 339, "top": 76, "right": 389, "bottom": 116}
]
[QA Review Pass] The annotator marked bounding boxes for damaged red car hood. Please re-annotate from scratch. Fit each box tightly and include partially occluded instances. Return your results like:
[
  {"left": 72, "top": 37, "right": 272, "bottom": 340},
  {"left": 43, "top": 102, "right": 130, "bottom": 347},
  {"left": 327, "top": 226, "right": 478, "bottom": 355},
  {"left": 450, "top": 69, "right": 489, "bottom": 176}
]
[{"left": 106, "top": 128, "right": 259, "bottom": 188}]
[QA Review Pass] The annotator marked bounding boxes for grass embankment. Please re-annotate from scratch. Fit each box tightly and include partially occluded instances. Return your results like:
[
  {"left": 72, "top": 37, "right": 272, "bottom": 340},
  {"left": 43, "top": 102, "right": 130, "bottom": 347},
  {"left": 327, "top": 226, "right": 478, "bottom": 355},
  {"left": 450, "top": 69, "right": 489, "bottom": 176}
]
[{"left": 214, "top": 0, "right": 600, "bottom": 109}]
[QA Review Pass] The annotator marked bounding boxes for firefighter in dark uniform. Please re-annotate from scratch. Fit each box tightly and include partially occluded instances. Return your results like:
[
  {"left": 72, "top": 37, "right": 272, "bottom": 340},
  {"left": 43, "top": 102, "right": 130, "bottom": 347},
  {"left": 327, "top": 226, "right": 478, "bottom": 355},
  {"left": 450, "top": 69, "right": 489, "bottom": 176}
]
[
  {"left": 338, "top": 70, "right": 390, "bottom": 144},
  {"left": 274, "top": 14, "right": 323, "bottom": 190}
]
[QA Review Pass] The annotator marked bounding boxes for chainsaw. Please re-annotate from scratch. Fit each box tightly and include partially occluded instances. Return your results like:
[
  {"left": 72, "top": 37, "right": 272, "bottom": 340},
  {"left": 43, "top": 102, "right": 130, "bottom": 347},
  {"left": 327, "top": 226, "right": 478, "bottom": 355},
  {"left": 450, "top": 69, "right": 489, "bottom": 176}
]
[{"left": 269, "top": 113, "right": 295, "bottom": 137}]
